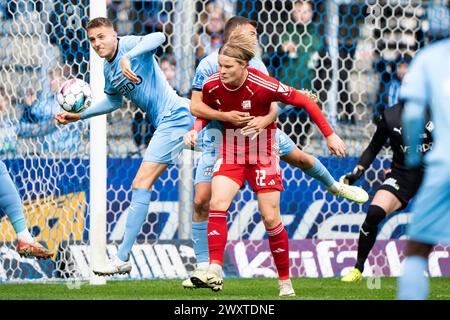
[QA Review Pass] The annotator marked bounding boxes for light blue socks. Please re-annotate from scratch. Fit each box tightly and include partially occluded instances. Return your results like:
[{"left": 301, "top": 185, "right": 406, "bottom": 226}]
[
  {"left": 117, "top": 188, "right": 152, "bottom": 262},
  {"left": 304, "top": 156, "right": 336, "bottom": 189},
  {"left": 0, "top": 164, "right": 27, "bottom": 234},
  {"left": 192, "top": 221, "right": 209, "bottom": 266},
  {"left": 397, "top": 256, "right": 429, "bottom": 300}
]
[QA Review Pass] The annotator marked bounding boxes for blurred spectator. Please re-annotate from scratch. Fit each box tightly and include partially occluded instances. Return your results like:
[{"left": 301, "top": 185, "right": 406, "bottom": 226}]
[
  {"left": 425, "top": 1, "right": 450, "bottom": 43},
  {"left": 371, "top": 5, "right": 424, "bottom": 118},
  {"left": 20, "top": 87, "right": 40, "bottom": 124},
  {"left": 0, "top": 86, "right": 9, "bottom": 115},
  {"left": 47, "top": 0, "right": 90, "bottom": 78},
  {"left": 108, "top": 0, "right": 138, "bottom": 36},
  {"left": 160, "top": 54, "right": 177, "bottom": 91},
  {"left": 386, "top": 54, "right": 412, "bottom": 108},
  {"left": 334, "top": 2, "right": 366, "bottom": 125},
  {"left": 277, "top": 0, "right": 323, "bottom": 147},
  {"left": 195, "top": 2, "right": 226, "bottom": 63},
  {"left": 280, "top": 1, "right": 321, "bottom": 90}
]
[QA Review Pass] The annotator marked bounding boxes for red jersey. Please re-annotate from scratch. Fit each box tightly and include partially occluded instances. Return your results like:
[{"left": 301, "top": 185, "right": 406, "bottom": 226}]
[{"left": 202, "top": 68, "right": 333, "bottom": 164}]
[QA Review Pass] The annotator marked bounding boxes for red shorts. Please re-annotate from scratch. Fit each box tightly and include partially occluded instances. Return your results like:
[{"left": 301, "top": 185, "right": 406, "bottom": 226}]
[{"left": 212, "top": 158, "right": 283, "bottom": 193}]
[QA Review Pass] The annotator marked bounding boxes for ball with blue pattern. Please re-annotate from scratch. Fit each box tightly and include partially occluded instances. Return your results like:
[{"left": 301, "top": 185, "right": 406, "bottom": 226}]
[{"left": 57, "top": 79, "right": 92, "bottom": 113}]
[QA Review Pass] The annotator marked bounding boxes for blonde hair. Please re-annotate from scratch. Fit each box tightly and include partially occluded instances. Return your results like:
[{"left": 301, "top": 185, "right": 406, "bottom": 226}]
[{"left": 219, "top": 28, "right": 256, "bottom": 64}]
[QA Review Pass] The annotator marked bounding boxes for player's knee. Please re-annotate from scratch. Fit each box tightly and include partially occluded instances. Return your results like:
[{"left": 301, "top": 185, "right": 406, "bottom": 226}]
[
  {"left": 261, "top": 214, "right": 280, "bottom": 229},
  {"left": 209, "top": 197, "right": 228, "bottom": 211},
  {"left": 364, "top": 205, "right": 387, "bottom": 229},
  {"left": 194, "top": 194, "right": 210, "bottom": 219}
]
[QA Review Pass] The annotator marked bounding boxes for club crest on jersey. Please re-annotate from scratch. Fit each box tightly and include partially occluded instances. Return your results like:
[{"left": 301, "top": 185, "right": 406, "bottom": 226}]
[{"left": 241, "top": 100, "right": 251, "bottom": 110}]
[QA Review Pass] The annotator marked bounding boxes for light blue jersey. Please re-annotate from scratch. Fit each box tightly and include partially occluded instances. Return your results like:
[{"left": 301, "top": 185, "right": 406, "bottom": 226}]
[
  {"left": 104, "top": 36, "right": 190, "bottom": 128},
  {"left": 82, "top": 34, "right": 194, "bottom": 164},
  {"left": 192, "top": 51, "right": 295, "bottom": 184},
  {"left": 400, "top": 39, "right": 450, "bottom": 245}
]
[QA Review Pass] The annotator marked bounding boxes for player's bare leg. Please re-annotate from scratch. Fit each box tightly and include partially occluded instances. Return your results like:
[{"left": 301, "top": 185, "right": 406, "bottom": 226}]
[
  {"left": 94, "top": 161, "right": 168, "bottom": 276},
  {"left": 342, "top": 190, "right": 401, "bottom": 282},
  {"left": 258, "top": 191, "right": 295, "bottom": 297}
]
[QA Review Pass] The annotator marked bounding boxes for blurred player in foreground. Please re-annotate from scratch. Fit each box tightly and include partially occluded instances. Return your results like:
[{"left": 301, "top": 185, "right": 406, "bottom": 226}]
[{"left": 397, "top": 38, "right": 450, "bottom": 299}]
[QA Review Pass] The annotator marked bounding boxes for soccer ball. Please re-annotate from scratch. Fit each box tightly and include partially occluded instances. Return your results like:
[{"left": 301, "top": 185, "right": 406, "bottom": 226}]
[{"left": 56, "top": 79, "right": 92, "bottom": 113}]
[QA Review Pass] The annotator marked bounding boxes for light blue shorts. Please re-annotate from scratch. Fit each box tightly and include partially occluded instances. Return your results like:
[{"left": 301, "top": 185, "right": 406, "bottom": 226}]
[
  {"left": 277, "top": 129, "right": 296, "bottom": 157},
  {"left": 407, "top": 174, "right": 450, "bottom": 245},
  {"left": 143, "top": 105, "right": 194, "bottom": 164},
  {"left": 193, "top": 128, "right": 296, "bottom": 185}
]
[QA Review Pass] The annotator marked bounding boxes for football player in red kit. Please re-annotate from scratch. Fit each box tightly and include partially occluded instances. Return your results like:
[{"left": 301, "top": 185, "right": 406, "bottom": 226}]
[{"left": 187, "top": 29, "right": 351, "bottom": 297}]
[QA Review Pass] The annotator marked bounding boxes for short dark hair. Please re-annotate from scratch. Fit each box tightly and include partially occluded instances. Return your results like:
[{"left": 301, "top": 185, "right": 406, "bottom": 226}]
[
  {"left": 86, "top": 17, "right": 114, "bottom": 31},
  {"left": 223, "top": 16, "right": 258, "bottom": 43}
]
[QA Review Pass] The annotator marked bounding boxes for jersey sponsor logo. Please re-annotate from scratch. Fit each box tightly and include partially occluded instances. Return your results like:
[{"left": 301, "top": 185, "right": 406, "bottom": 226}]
[
  {"left": 215, "top": 99, "right": 221, "bottom": 106},
  {"left": 383, "top": 177, "right": 400, "bottom": 190},
  {"left": 400, "top": 142, "right": 433, "bottom": 154},
  {"left": 118, "top": 75, "right": 143, "bottom": 96},
  {"left": 241, "top": 100, "right": 251, "bottom": 110}
]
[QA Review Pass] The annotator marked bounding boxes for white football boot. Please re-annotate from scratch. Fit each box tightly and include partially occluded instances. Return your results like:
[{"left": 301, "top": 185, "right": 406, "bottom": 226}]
[
  {"left": 328, "top": 182, "right": 369, "bottom": 204},
  {"left": 93, "top": 256, "right": 132, "bottom": 276},
  {"left": 190, "top": 268, "right": 224, "bottom": 292},
  {"left": 182, "top": 266, "right": 209, "bottom": 289},
  {"left": 279, "top": 279, "right": 296, "bottom": 297}
]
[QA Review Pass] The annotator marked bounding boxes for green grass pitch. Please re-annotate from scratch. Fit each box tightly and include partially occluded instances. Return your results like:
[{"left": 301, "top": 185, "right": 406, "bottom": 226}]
[{"left": 1, "top": 277, "right": 450, "bottom": 300}]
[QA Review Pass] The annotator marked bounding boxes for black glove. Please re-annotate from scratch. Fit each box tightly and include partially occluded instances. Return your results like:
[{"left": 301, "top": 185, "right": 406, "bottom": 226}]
[{"left": 340, "top": 166, "right": 364, "bottom": 185}]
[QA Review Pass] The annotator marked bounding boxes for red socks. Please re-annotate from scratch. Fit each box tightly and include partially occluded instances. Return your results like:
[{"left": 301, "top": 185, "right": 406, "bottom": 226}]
[
  {"left": 208, "top": 210, "right": 228, "bottom": 265},
  {"left": 267, "top": 222, "right": 290, "bottom": 280}
]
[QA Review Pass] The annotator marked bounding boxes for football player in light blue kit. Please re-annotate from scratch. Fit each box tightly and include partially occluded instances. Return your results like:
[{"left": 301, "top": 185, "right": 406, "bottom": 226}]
[
  {"left": 397, "top": 38, "right": 450, "bottom": 300},
  {"left": 182, "top": 16, "right": 369, "bottom": 288},
  {"left": 0, "top": 160, "right": 53, "bottom": 258},
  {"left": 55, "top": 17, "right": 194, "bottom": 276}
]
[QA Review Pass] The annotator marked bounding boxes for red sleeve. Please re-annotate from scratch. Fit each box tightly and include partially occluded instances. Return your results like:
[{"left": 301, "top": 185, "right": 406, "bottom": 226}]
[
  {"left": 275, "top": 85, "right": 334, "bottom": 137},
  {"left": 192, "top": 117, "right": 210, "bottom": 133}
]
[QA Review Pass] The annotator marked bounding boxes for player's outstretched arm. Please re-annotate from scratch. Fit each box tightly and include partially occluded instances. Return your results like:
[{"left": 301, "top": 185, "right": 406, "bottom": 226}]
[
  {"left": 120, "top": 32, "right": 166, "bottom": 83},
  {"left": 55, "top": 95, "right": 123, "bottom": 125},
  {"left": 278, "top": 87, "right": 346, "bottom": 157},
  {"left": 402, "top": 100, "right": 425, "bottom": 167}
]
